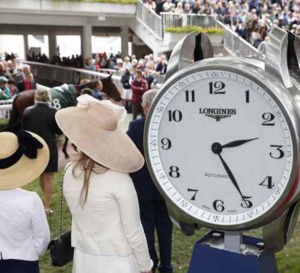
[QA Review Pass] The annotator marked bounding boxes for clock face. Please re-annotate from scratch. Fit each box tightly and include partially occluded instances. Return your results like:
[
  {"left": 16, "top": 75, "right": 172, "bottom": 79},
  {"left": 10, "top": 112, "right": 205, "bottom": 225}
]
[{"left": 146, "top": 69, "right": 294, "bottom": 229}]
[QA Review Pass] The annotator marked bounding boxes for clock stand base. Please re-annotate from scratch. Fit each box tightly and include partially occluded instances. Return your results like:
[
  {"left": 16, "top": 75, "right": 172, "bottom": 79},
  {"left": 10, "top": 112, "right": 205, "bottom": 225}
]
[{"left": 187, "top": 230, "right": 278, "bottom": 273}]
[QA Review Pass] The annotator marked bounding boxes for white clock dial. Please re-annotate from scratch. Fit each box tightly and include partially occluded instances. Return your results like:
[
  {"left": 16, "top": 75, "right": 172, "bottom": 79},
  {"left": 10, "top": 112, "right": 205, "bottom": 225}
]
[{"left": 147, "top": 70, "right": 294, "bottom": 228}]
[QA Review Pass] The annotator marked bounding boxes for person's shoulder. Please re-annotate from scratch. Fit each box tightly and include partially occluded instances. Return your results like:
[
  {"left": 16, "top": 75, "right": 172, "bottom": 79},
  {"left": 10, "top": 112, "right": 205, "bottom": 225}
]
[
  {"left": 64, "top": 162, "right": 74, "bottom": 172},
  {"left": 50, "top": 106, "right": 57, "bottom": 111},
  {"left": 24, "top": 105, "right": 35, "bottom": 113},
  {"left": 16, "top": 189, "right": 41, "bottom": 202},
  {"left": 129, "top": 117, "right": 145, "bottom": 128},
  {"left": 107, "top": 170, "right": 133, "bottom": 186}
]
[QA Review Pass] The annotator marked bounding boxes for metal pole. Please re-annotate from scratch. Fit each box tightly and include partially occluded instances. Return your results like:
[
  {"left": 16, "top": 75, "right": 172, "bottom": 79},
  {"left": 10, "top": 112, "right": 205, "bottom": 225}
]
[{"left": 224, "top": 231, "right": 242, "bottom": 253}]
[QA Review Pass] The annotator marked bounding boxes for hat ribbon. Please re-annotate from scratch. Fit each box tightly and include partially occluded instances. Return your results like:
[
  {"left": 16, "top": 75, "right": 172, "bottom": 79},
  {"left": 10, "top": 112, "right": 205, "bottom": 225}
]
[{"left": 0, "top": 131, "right": 44, "bottom": 169}]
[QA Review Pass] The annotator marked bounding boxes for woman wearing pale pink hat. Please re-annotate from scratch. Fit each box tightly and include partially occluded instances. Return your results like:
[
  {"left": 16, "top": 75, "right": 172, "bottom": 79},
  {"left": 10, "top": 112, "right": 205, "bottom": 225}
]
[
  {"left": 55, "top": 95, "right": 153, "bottom": 273},
  {"left": 0, "top": 130, "right": 50, "bottom": 273}
]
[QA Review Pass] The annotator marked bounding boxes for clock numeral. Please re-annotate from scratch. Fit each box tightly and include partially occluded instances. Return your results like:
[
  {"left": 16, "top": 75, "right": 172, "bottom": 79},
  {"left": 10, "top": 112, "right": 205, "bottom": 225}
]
[
  {"left": 178, "top": 81, "right": 187, "bottom": 88},
  {"left": 185, "top": 90, "right": 195, "bottom": 102},
  {"left": 209, "top": 81, "right": 226, "bottom": 94},
  {"left": 210, "top": 71, "right": 220, "bottom": 77},
  {"left": 259, "top": 176, "right": 274, "bottom": 189},
  {"left": 161, "top": 138, "right": 172, "bottom": 150},
  {"left": 156, "top": 106, "right": 164, "bottom": 113},
  {"left": 275, "top": 188, "right": 282, "bottom": 196},
  {"left": 247, "top": 211, "right": 254, "bottom": 218},
  {"left": 269, "top": 145, "right": 284, "bottom": 159},
  {"left": 159, "top": 173, "right": 167, "bottom": 180},
  {"left": 276, "top": 110, "right": 282, "bottom": 117},
  {"left": 212, "top": 215, "right": 220, "bottom": 222},
  {"left": 169, "top": 166, "right": 180, "bottom": 178},
  {"left": 181, "top": 199, "right": 188, "bottom": 208},
  {"left": 188, "top": 188, "right": 198, "bottom": 201},
  {"left": 245, "top": 90, "right": 250, "bottom": 103},
  {"left": 150, "top": 139, "right": 157, "bottom": 147},
  {"left": 241, "top": 197, "right": 253, "bottom": 209},
  {"left": 262, "top": 113, "right": 275, "bottom": 126},
  {"left": 213, "top": 200, "right": 225, "bottom": 212},
  {"left": 168, "top": 110, "right": 182, "bottom": 122}
]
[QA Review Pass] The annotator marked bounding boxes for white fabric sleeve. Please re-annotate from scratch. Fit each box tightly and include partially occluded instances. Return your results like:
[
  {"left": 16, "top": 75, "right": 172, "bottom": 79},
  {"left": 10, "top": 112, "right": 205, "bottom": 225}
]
[
  {"left": 114, "top": 175, "right": 153, "bottom": 272},
  {"left": 31, "top": 193, "right": 51, "bottom": 256}
]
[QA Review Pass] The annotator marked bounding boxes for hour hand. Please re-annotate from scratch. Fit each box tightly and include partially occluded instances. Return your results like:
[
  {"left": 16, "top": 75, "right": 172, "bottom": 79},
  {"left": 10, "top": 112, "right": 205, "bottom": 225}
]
[{"left": 222, "top": 138, "right": 258, "bottom": 149}]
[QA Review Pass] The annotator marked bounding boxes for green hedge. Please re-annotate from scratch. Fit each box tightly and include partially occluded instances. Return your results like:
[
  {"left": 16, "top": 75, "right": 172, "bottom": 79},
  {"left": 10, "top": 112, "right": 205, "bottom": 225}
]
[{"left": 165, "top": 26, "right": 224, "bottom": 35}]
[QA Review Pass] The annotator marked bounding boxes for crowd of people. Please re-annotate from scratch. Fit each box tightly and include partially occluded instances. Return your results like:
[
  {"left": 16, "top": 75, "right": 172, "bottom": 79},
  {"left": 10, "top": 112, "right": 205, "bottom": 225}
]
[
  {"left": 27, "top": 52, "right": 84, "bottom": 68},
  {"left": 0, "top": 52, "right": 167, "bottom": 125},
  {"left": 0, "top": 58, "right": 37, "bottom": 102},
  {"left": 83, "top": 52, "right": 168, "bottom": 117},
  {"left": 144, "top": 0, "right": 300, "bottom": 51}
]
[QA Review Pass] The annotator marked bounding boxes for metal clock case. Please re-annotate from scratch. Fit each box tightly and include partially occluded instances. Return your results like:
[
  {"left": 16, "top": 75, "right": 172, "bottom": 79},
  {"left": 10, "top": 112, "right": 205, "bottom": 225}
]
[{"left": 144, "top": 30, "right": 300, "bottom": 233}]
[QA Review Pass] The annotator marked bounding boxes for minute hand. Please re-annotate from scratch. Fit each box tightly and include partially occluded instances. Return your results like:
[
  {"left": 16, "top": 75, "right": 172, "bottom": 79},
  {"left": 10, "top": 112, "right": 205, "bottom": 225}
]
[
  {"left": 218, "top": 153, "right": 250, "bottom": 201},
  {"left": 222, "top": 138, "right": 258, "bottom": 149}
]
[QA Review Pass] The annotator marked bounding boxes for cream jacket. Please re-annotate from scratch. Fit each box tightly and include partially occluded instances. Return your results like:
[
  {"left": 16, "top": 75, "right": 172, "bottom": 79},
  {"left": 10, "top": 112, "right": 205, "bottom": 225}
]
[
  {"left": 0, "top": 189, "right": 50, "bottom": 261},
  {"left": 63, "top": 164, "right": 152, "bottom": 272}
]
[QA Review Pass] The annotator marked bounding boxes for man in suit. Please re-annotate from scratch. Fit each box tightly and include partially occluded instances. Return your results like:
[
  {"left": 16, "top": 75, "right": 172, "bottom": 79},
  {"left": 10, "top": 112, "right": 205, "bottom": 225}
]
[
  {"left": 144, "top": 68, "right": 156, "bottom": 90},
  {"left": 16, "top": 72, "right": 37, "bottom": 92},
  {"left": 127, "top": 89, "right": 173, "bottom": 273},
  {"left": 14, "top": 64, "right": 31, "bottom": 83},
  {"left": 131, "top": 69, "right": 148, "bottom": 120}
]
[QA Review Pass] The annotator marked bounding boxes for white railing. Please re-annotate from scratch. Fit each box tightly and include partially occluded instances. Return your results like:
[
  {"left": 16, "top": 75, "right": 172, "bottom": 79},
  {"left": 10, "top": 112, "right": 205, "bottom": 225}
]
[
  {"left": 217, "top": 21, "right": 264, "bottom": 59},
  {"left": 0, "top": 99, "right": 13, "bottom": 119},
  {"left": 136, "top": 1, "right": 163, "bottom": 40},
  {"left": 137, "top": 1, "right": 263, "bottom": 59},
  {"left": 22, "top": 61, "right": 123, "bottom": 94},
  {"left": 161, "top": 13, "right": 218, "bottom": 29}
]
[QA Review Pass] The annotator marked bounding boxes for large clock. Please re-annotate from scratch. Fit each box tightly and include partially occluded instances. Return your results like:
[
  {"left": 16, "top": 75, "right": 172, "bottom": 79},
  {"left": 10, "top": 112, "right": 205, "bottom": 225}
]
[{"left": 144, "top": 29, "right": 300, "bottom": 232}]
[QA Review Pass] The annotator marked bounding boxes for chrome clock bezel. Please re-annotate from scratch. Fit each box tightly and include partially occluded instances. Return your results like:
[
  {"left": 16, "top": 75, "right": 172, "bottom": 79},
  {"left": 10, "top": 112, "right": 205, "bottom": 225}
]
[{"left": 144, "top": 57, "right": 300, "bottom": 231}]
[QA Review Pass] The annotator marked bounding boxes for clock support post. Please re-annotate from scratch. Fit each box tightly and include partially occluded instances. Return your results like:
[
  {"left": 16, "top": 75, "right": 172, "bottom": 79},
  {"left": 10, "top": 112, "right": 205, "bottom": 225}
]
[{"left": 187, "top": 231, "right": 278, "bottom": 273}]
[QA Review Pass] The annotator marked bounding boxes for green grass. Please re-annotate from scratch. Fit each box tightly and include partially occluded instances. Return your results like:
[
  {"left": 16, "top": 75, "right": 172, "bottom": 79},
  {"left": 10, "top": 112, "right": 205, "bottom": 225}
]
[
  {"left": 23, "top": 171, "right": 300, "bottom": 273},
  {"left": 0, "top": 118, "right": 9, "bottom": 131},
  {"left": 0, "top": 118, "right": 8, "bottom": 126}
]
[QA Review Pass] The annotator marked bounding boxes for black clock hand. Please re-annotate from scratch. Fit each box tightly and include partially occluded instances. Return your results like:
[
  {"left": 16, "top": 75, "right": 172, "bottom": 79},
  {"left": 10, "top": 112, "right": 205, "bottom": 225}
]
[
  {"left": 212, "top": 142, "right": 251, "bottom": 202},
  {"left": 222, "top": 138, "right": 258, "bottom": 149},
  {"left": 218, "top": 154, "right": 248, "bottom": 200}
]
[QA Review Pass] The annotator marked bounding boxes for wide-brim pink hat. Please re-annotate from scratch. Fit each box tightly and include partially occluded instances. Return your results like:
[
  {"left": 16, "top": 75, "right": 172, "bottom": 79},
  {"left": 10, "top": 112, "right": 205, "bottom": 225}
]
[{"left": 55, "top": 95, "right": 144, "bottom": 173}]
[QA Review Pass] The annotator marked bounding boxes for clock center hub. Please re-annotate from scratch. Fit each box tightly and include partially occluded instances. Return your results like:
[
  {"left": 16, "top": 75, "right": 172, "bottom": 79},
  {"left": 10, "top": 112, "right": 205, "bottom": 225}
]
[{"left": 211, "top": 142, "right": 222, "bottom": 154}]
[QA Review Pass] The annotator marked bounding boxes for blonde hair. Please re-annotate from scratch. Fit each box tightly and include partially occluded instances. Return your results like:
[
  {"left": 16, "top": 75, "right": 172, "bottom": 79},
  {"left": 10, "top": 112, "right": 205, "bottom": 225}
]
[
  {"left": 80, "top": 79, "right": 90, "bottom": 85},
  {"left": 35, "top": 88, "right": 52, "bottom": 102}
]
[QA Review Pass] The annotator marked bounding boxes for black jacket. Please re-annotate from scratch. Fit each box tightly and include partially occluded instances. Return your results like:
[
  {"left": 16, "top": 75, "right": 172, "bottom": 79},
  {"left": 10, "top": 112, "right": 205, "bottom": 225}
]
[
  {"left": 17, "top": 81, "right": 37, "bottom": 92},
  {"left": 121, "top": 73, "right": 131, "bottom": 89},
  {"left": 127, "top": 118, "right": 163, "bottom": 200},
  {"left": 23, "top": 102, "right": 62, "bottom": 141}
]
